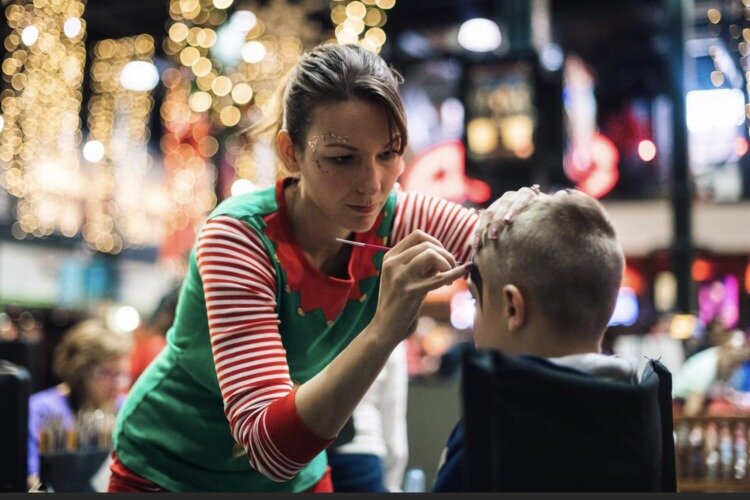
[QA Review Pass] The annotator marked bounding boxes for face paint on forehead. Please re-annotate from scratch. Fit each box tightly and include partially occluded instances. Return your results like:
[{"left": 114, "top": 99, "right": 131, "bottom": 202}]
[{"left": 307, "top": 131, "right": 350, "bottom": 153}]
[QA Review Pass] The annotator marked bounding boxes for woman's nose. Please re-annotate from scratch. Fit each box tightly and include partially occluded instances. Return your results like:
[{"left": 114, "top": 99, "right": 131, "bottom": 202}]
[{"left": 357, "top": 159, "right": 381, "bottom": 195}]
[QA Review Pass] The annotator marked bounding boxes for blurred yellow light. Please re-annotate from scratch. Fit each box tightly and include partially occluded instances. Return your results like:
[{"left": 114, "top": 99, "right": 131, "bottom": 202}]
[
  {"left": 162, "top": 67, "right": 182, "bottom": 88},
  {"left": 231, "top": 82, "right": 253, "bottom": 104},
  {"left": 179, "top": 46, "right": 200, "bottom": 66},
  {"left": 337, "top": 28, "right": 359, "bottom": 45},
  {"left": 212, "top": 75, "right": 232, "bottom": 96},
  {"left": 196, "top": 74, "right": 214, "bottom": 91},
  {"left": 331, "top": 6, "right": 347, "bottom": 24},
  {"left": 198, "top": 28, "right": 217, "bottom": 48},
  {"left": 187, "top": 26, "right": 202, "bottom": 46},
  {"left": 198, "top": 136, "right": 219, "bottom": 157},
  {"left": 189, "top": 91, "right": 212, "bottom": 112},
  {"left": 710, "top": 70, "right": 725, "bottom": 87},
  {"left": 376, "top": 0, "right": 396, "bottom": 9},
  {"left": 467, "top": 118, "right": 499, "bottom": 155},
  {"left": 192, "top": 57, "right": 212, "bottom": 76},
  {"left": 364, "top": 8, "right": 382, "bottom": 26},
  {"left": 213, "top": 0, "right": 233, "bottom": 8},
  {"left": 220, "top": 106, "right": 241, "bottom": 126},
  {"left": 241, "top": 41, "right": 266, "bottom": 63},
  {"left": 63, "top": 17, "right": 82, "bottom": 38},
  {"left": 365, "top": 27, "right": 386, "bottom": 46},
  {"left": 344, "top": 17, "right": 365, "bottom": 35},
  {"left": 169, "top": 23, "right": 188, "bottom": 42},
  {"left": 21, "top": 26, "right": 39, "bottom": 47},
  {"left": 346, "top": 2, "right": 367, "bottom": 19},
  {"left": 707, "top": 8, "right": 721, "bottom": 24},
  {"left": 180, "top": 0, "right": 200, "bottom": 14},
  {"left": 669, "top": 314, "right": 697, "bottom": 340}
]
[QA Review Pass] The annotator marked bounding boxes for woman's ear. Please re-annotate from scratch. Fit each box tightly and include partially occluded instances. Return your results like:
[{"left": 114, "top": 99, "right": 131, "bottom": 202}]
[
  {"left": 276, "top": 130, "right": 301, "bottom": 174},
  {"left": 502, "top": 285, "right": 526, "bottom": 332}
]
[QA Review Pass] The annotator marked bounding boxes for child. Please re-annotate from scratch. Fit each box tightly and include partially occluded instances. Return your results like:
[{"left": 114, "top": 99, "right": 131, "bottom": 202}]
[{"left": 433, "top": 188, "right": 645, "bottom": 491}]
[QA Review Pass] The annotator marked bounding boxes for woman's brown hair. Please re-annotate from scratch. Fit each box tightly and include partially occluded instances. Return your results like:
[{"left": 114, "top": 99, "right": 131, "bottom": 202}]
[
  {"left": 254, "top": 43, "right": 408, "bottom": 175},
  {"left": 52, "top": 319, "right": 132, "bottom": 408}
]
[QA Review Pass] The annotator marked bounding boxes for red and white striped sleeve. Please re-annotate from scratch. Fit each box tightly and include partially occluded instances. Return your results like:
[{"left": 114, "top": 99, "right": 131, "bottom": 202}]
[
  {"left": 392, "top": 190, "right": 480, "bottom": 263},
  {"left": 196, "top": 215, "right": 334, "bottom": 482}
]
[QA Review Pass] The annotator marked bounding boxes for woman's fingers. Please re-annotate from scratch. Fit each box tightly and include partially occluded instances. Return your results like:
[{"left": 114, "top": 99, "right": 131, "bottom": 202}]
[
  {"left": 388, "top": 240, "right": 457, "bottom": 271},
  {"left": 404, "top": 261, "right": 473, "bottom": 294},
  {"left": 502, "top": 185, "right": 541, "bottom": 223},
  {"left": 388, "top": 229, "right": 443, "bottom": 256},
  {"left": 473, "top": 186, "right": 546, "bottom": 250}
]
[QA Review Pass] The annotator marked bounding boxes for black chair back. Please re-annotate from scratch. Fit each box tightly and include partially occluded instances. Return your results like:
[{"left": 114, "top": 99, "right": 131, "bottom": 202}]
[
  {"left": 0, "top": 361, "right": 31, "bottom": 492},
  {"left": 462, "top": 350, "right": 676, "bottom": 492}
]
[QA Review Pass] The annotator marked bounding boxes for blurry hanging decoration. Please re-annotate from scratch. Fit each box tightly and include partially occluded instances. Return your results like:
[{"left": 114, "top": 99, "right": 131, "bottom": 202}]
[
  {"left": 401, "top": 140, "right": 491, "bottom": 204},
  {"left": 0, "top": 0, "right": 88, "bottom": 239},
  {"left": 562, "top": 55, "right": 619, "bottom": 198},
  {"left": 160, "top": 0, "right": 326, "bottom": 249},
  {"left": 329, "top": 0, "right": 394, "bottom": 52},
  {"left": 221, "top": 0, "right": 327, "bottom": 194},
  {"left": 159, "top": 0, "right": 229, "bottom": 264},
  {"left": 84, "top": 36, "right": 163, "bottom": 254}
]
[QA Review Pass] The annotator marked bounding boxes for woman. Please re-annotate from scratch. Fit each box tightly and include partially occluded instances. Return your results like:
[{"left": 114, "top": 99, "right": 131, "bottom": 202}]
[
  {"left": 109, "top": 43, "right": 521, "bottom": 492},
  {"left": 27, "top": 319, "right": 132, "bottom": 489}
]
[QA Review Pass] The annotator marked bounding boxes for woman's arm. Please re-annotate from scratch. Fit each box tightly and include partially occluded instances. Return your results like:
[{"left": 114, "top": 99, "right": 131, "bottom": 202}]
[
  {"left": 295, "top": 230, "right": 471, "bottom": 440},
  {"left": 392, "top": 191, "right": 479, "bottom": 263},
  {"left": 199, "top": 219, "right": 468, "bottom": 481},
  {"left": 198, "top": 216, "right": 332, "bottom": 481}
]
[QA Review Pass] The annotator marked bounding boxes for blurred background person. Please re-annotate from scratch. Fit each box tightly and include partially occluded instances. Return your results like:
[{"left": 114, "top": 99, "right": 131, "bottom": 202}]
[
  {"left": 130, "top": 287, "right": 179, "bottom": 384},
  {"left": 673, "top": 321, "right": 750, "bottom": 417},
  {"left": 326, "top": 341, "right": 409, "bottom": 492},
  {"left": 27, "top": 319, "right": 132, "bottom": 490}
]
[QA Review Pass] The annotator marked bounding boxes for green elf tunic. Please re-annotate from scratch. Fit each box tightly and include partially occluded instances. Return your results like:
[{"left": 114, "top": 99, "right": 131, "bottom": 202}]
[{"left": 114, "top": 179, "right": 397, "bottom": 491}]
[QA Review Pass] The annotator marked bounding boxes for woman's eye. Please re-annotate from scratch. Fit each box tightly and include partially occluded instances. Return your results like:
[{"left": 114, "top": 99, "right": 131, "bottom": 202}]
[
  {"left": 379, "top": 150, "right": 398, "bottom": 161},
  {"left": 327, "top": 155, "right": 353, "bottom": 165}
]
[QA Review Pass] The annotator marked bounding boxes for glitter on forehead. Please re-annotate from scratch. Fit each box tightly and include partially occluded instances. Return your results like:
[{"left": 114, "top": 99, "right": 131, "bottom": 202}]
[{"left": 307, "top": 131, "right": 350, "bottom": 153}]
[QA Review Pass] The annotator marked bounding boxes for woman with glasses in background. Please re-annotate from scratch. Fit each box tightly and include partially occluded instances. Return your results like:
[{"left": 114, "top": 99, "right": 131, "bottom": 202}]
[{"left": 27, "top": 319, "right": 132, "bottom": 490}]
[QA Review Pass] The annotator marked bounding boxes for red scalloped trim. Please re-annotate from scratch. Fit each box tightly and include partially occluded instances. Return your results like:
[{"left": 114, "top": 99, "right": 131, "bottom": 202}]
[{"left": 263, "top": 180, "right": 385, "bottom": 322}]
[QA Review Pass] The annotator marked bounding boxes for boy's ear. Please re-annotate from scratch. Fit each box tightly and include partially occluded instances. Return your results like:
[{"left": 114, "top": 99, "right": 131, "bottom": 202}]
[
  {"left": 276, "top": 130, "right": 301, "bottom": 174},
  {"left": 502, "top": 285, "right": 526, "bottom": 332}
]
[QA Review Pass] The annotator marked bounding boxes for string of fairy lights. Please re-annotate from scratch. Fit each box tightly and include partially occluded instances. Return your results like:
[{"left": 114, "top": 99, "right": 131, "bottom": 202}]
[
  {"left": 705, "top": 0, "right": 750, "bottom": 134},
  {"left": 84, "top": 35, "right": 159, "bottom": 253},
  {"left": 330, "top": 0, "right": 394, "bottom": 52},
  {"left": 0, "top": 0, "right": 397, "bottom": 255},
  {"left": 161, "top": 0, "right": 328, "bottom": 208},
  {"left": 0, "top": 0, "right": 87, "bottom": 239}
]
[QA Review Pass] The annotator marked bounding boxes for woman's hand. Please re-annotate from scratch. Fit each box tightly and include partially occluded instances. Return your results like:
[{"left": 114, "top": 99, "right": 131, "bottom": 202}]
[
  {"left": 372, "top": 230, "right": 472, "bottom": 343},
  {"left": 472, "top": 185, "right": 545, "bottom": 251}
]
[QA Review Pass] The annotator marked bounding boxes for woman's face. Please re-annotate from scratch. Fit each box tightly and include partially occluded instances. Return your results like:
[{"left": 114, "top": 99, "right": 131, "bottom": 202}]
[
  {"left": 291, "top": 99, "right": 403, "bottom": 234},
  {"left": 85, "top": 356, "right": 130, "bottom": 408}
]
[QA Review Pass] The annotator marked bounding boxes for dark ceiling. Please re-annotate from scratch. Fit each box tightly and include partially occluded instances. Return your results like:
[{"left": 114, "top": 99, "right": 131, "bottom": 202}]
[
  {"left": 0, "top": 0, "right": 708, "bottom": 120},
  {"left": 84, "top": 0, "right": 169, "bottom": 43}
]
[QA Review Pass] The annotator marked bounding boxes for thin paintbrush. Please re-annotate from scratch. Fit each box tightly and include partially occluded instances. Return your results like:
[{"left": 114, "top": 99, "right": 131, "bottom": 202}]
[{"left": 335, "top": 238, "right": 391, "bottom": 252}]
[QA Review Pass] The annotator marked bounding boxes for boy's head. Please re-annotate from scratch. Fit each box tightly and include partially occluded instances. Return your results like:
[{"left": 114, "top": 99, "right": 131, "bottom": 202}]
[{"left": 469, "top": 189, "right": 624, "bottom": 357}]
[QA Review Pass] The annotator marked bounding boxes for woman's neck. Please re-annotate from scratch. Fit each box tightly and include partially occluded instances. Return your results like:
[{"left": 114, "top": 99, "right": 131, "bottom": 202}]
[{"left": 285, "top": 181, "right": 352, "bottom": 277}]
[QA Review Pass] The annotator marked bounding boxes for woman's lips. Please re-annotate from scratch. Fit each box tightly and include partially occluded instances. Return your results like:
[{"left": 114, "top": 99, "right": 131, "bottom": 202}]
[{"left": 347, "top": 204, "right": 378, "bottom": 214}]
